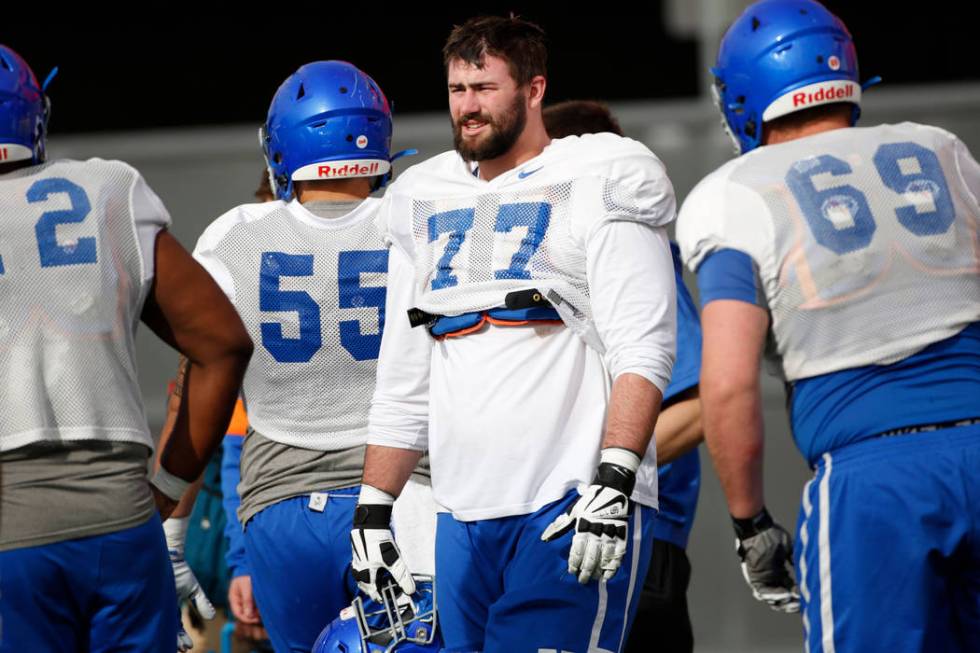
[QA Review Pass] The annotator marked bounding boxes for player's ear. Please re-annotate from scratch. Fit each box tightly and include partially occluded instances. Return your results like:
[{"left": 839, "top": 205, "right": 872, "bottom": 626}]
[{"left": 527, "top": 75, "right": 547, "bottom": 109}]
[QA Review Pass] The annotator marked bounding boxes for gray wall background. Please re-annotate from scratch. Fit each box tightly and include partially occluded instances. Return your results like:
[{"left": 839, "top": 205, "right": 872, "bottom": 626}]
[{"left": 47, "top": 82, "right": 980, "bottom": 652}]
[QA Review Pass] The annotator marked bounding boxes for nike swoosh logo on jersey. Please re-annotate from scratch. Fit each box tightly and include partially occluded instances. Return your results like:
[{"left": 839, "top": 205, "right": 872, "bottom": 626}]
[{"left": 518, "top": 166, "right": 543, "bottom": 179}]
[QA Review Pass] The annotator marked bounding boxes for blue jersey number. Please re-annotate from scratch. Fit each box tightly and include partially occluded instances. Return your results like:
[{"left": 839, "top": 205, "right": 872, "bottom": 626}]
[
  {"left": 494, "top": 202, "right": 551, "bottom": 280},
  {"left": 29, "top": 178, "right": 97, "bottom": 267},
  {"left": 259, "top": 252, "right": 322, "bottom": 363},
  {"left": 428, "top": 208, "right": 475, "bottom": 290},
  {"left": 338, "top": 250, "right": 388, "bottom": 361},
  {"left": 873, "top": 142, "right": 954, "bottom": 236},
  {"left": 786, "top": 155, "right": 876, "bottom": 255},
  {"left": 788, "top": 141, "right": 955, "bottom": 252},
  {"left": 259, "top": 250, "right": 388, "bottom": 363},
  {"left": 1, "top": 178, "right": 96, "bottom": 276},
  {"left": 427, "top": 201, "right": 552, "bottom": 290}
]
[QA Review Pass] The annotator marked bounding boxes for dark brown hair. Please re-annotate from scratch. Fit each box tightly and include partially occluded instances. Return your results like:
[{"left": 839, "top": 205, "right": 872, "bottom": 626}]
[
  {"left": 543, "top": 100, "right": 623, "bottom": 138},
  {"left": 443, "top": 15, "right": 547, "bottom": 86}
]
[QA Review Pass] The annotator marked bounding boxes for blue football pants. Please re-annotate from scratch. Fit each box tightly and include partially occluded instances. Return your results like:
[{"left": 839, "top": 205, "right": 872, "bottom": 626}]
[
  {"left": 243, "top": 488, "right": 360, "bottom": 653},
  {"left": 436, "top": 489, "right": 657, "bottom": 653},
  {"left": 0, "top": 514, "right": 177, "bottom": 653},
  {"left": 796, "top": 423, "right": 980, "bottom": 653}
]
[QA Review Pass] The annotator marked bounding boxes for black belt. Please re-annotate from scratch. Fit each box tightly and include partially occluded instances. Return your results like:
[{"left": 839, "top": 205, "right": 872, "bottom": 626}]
[{"left": 879, "top": 417, "right": 980, "bottom": 438}]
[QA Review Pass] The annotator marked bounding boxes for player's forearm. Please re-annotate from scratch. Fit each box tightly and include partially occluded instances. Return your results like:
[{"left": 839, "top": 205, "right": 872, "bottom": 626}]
[
  {"left": 169, "top": 476, "right": 205, "bottom": 519},
  {"left": 159, "top": 354, "right": 248, "bottom": 483},
  {"left": 700, "top": 299, "right": 770, "bottom": 519},
  {"left": 654, "top": 391, "right": 703, "bottom": 465},
  {"left": 601, "top": 372, "right": 663, "bottom": 457},
  {"left": 361, "top": 444, "right": 423, "bottom": 498},
  {"left": 702, "top": 377, "right": 765, "bottom": 519}
]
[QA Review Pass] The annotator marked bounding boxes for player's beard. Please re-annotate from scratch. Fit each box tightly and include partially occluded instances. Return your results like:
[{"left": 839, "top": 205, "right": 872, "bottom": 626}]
[{"left": 452, "top": 93, "right": 527, "bottom": 162}]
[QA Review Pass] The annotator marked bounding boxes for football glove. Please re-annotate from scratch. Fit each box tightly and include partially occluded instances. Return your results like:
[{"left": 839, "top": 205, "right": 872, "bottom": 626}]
[
  {"left": 350, "top": 485, "right": 416, "bottom": 602},
  {"left": 164, "top": 517, "right": 217, "bottom": 620},
  {"left": 541, "top": 448, "right": 639, "bottom": 584},
  {"left": 732, "top": 508, "right": 801, "bottom": 613}
]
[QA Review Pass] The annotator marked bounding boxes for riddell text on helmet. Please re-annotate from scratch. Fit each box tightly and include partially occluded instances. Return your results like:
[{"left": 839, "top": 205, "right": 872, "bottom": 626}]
[
  {"left": 318, "top": 162, "right": 381, "bottom": 178},
  {"left": 793, "top": 83, "right": 854, "bottom": 108}
]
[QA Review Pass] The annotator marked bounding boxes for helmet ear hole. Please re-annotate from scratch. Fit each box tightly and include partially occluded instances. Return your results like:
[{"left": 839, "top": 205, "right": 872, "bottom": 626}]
[
  {"left": 273, "top": 152, "right": 283, "bottom": 164},
  {"left": 339, "top": 86, "right": 348, "bottom": 94}
]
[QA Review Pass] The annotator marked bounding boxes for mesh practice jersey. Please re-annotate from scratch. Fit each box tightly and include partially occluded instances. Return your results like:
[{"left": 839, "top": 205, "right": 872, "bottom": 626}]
[
  {"left": 678, "top": 123, "right": 980, "bottom": 381},
  {"left": 0, "top": 159, "right": 169, "bottom": 452},
  {"left": 193, "top": 199, "right": 387, "bottom": 450},
  {"left": 370, "top": 134, "right": 678, "bottom": 520},
  {"left": 380, "top": 132, "right": 676, "bottom": 353}
]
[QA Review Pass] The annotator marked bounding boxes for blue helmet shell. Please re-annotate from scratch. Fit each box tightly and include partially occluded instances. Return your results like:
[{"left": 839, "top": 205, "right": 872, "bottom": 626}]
[
  {"left": 261, "top": 60, "right": 394, "bottom": 200},
  {"left": 312, "top": 576, "right": 441, "bottom": 653},
  {"left": 0, "top": 45, "right": 49, "bottom": 165},
  {"left": 712, "top": 0, "right": 861, "bottom": 154}
]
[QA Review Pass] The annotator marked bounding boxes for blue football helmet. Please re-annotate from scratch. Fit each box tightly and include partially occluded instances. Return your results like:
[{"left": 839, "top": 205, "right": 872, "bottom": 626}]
[
  {"left": 261, "top": 60, "right": 402, "bottom": 200},
  {"left": 312, "top": 575, "right": 441, "bottom": 653},
  {"left": 712, "top": 0, "right": 863, "bottom": 154},
  {"left": 0, "top": 45, "right": 50, "bottom": 164}
]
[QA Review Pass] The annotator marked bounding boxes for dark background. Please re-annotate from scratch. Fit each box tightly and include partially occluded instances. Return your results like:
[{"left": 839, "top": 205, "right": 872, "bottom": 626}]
[{"left": 3, "top": 2, "right": 976, "bottom": 134}]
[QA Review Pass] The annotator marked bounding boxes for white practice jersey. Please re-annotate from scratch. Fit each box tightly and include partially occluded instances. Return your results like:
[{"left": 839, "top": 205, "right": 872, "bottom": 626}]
[
  {"left": 381, "top": 132, "right": 676, "bottom": 352},
  {"left": 678, "top": 123, "right": 980, "bottom": 380},
  {"left": 193, "top": 199, "right": 387, "bottom": 450},
  {"left": 0, "top": 159, "right": 170, "bottom": 452},
  {"left": 370, "top": 134, "right": 678, "bottom": 520}
]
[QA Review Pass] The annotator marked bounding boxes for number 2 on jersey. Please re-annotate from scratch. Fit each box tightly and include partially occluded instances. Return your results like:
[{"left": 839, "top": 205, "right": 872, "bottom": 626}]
[
  {"left": 0, "top": 177, "right": 96, "bottom": 275},
  {"left": 259, "top": 250, "right": 388, "bottom": 363}
]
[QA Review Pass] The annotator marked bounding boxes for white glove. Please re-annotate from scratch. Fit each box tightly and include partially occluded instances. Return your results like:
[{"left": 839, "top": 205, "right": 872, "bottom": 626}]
[
  {"left": 350, "top": 485, "right": 416, "bottom": 602},
  {"left": 541, "top": 448, "right": 639, "bottom": 584},
  {"left": 164, "top": 517, "right": 217, "bottom": 620},
  {"left": 732, "top": 508, "right": 801, "bottom": 613}
]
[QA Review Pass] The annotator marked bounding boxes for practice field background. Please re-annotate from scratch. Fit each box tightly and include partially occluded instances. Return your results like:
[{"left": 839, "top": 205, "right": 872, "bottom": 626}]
[{"left": 47, "top": 82, "right": 980, "bottom": 652}]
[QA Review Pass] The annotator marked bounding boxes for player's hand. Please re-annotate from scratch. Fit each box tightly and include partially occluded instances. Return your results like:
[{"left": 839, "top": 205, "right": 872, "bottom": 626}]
[
  {"left": 176, "top": 612, "right": 194, "bottom": 651},
  {"left": 228, "top": 575, "right": 262, "bottom": 625},
  {"left": 234, "top": 620, "right": 269, "bottom": 644},
  {"left": 350, "top": 487, "right": 415, "bottom": 601},
  {"left": 541, "top": 448, "right": 639, "bottom": 584},
  {"left": 164, "top": 517, "right": 217, "bottom": 620},
  {"left": 732, "top": 508, "right": 800, "bottom": 613},
  {"left": 151, "top": 483, "right": 178, "bottom": 520}
]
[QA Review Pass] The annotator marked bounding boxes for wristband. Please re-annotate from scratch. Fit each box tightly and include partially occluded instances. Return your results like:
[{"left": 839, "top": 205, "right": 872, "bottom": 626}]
[
  {"left": 731, "top": 507, "right": 774, "bottom": 539},
  {"left": 358, "top": 484, "right": 396, "bottom": 506},
  {"left": 594, "top": 447, "right": 641, "bottom": 496},
  {"left": 354, "top": 484, "right": 396, "bottom": 529},
  {"left": 150, "top": 466, "right": 191, "bottom": 502}
]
